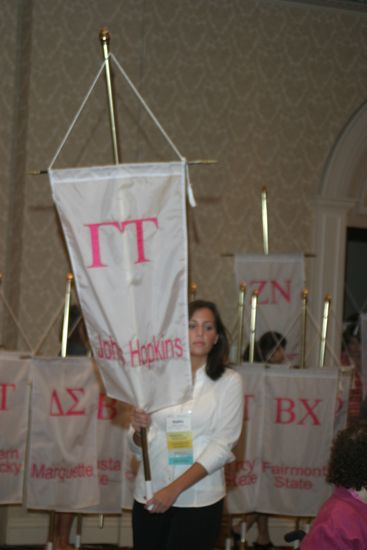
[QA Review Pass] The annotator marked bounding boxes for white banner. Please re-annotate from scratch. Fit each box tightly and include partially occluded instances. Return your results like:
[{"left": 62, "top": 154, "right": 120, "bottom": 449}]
[
  {"left": 27, "top": 357, "right": 99, "bottom": 511},
  {"left": 50, "top": 162, "right": 192, "bottom": 412},
  {"left": 234, "top": 254, "right": 304, "bottom": 364},
  {"left": 0, "top": 353, "right": 31, "bottom": 504},
  {"left": 81, "top": 367, "right": 136, "bottom": 513},
  {"left": 227, "top": 365, "right": 338, "bottom": 517}
]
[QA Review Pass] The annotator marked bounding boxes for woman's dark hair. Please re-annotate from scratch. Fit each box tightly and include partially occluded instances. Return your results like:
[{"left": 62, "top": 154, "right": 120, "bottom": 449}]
[
  {"left": 188, "top": 299, "right": 230, "bottom": 381},
  {"left": 327, "top": 423, "right": 367, "bottom": 490},
  {"left": 243, "top": 331, "right": 287, "bottom": 363}
]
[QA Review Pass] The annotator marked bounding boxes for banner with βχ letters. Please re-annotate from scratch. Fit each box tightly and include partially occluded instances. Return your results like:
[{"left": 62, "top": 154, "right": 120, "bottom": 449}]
[
  {"left": 0, "top": 352, "right": 31, "bottom": 504},
  {"left": 27, "top": 357, "right": 99, "bottom": 511},
  {"left": 234, "top": 254, "right": 304, "bottom": 364},
  {"left": 226, "top": 365, "right": 338, "bottom": 517},
  {"left": 49, "top": 162, "right": 192, "bottom": 412}
]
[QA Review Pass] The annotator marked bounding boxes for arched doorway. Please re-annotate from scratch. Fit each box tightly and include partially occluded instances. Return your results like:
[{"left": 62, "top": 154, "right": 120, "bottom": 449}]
[{"left": 310, "top": 100, "right": 367, "bottom": 365}]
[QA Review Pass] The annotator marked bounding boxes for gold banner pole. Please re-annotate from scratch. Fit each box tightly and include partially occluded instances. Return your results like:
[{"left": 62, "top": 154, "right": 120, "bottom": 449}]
[
  {"left": 99, "top": 27, "right": 120, "bottom": 164},
  {"left": 236, "top": 282, "right": 247, "bottom": 364},
  {"left": 29, "top": 160, "right": 217, "bottom": 176},
  {"left": 189, "top": 282, "right": 197, "bottom": 303},
  {"left": 98, "top": 27, "right": 122, "bottom": 529},
  {"left": 300, "top": 288, "right": 309, "bottom": 369},
  {"left": 99, "top": 26, "right": 154, "bottom": 510},
  {"left": 261, "top": 186, "right": 269, "bottom": 255},
  {"left": 61, "top": 273, "right": 73, "bottom": 358},
  {"left": 249, "top": 290, "right": 259, "bottom": 363},
  {"left": 47, "top": 273, "right": 74, "bottom": 550},
  {"left": 239, "top": 289, "right": 252, "bottom": 550},
  {"left": 319, "top": 294, "right": 332, "bottom": 368}
]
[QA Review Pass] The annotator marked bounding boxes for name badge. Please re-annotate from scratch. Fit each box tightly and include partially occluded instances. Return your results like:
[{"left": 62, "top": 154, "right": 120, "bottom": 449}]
[{"left": 166, "top": 415, "right": 193, "bottom": 466}]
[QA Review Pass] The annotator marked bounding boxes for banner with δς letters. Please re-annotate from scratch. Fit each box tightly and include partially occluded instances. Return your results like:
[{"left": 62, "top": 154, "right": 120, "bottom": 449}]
[
  {"left": 0, "top": 353, "right": 31, "bottom": 504},
  {"left": 49, "top": 162, "right": 192, "bottom": 412},
  {"left": 27, "top": 357, "right": 99, "bottom": 511}
]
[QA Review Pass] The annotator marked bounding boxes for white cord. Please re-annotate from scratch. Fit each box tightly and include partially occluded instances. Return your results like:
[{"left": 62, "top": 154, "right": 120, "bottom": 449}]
[
  {"left": 48, "top": 60, "right": 107, "bottom": 170},
  {"left": 0, "top": 291, "right": 33, "bottom": 351}
]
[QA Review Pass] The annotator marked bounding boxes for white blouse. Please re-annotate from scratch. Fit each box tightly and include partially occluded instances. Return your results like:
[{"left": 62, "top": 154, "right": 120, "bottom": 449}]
[{"left": 130, "top": 366, "right": 244, "bottom": 507}]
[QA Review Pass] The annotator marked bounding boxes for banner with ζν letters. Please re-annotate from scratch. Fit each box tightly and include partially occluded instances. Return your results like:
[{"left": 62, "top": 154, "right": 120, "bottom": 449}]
[
  {"left": 234, "top": 254, "right": 304, "bottom": 364},
  {"left": 0, "top": 352, "right": 31, "bottom": 504},
  {"left": 49, "top": 162, "right": 192, "bottom": 412},
  {"left": 226, "top": 365, "right": 338, "bottom": 517},
  {"left": 27, "top": 357, "right": 100, "bottom": 511}
]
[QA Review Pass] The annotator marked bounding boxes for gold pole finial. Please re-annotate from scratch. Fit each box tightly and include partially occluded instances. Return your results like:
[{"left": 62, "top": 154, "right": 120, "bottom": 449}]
[
  {"left": 99, "top": 26, "right": 110, "bottom": 44},
  {"left": 189, "top": 282, "right": 198, "bottom": 302},
  {"left": 66, "top": 272, "right": 74, "bottom": 282}
]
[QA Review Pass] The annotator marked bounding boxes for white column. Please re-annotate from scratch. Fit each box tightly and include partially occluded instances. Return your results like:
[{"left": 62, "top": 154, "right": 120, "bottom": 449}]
[{"left": 309, "top": 196, "right": 355, "bottom": 367}]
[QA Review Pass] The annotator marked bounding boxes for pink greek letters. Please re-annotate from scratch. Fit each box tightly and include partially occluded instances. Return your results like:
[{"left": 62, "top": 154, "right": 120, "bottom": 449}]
[
  {"left": 274, "top": 398, "right": 322, "bottom": 426},
  {"left": 85, "top": 217, "right": 159, "bottom": 268},
  {"left": 0, "top": 383, "right": 16, "bottom": 411},
  {"left": 248, "top": 279, "right": 291, "bottom": 304}
]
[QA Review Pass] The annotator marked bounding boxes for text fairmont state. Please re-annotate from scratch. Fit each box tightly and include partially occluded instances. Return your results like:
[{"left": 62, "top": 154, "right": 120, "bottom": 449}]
[
  {"left": 227, "top": 460, "right": 328, "bottom": 490},
  {"left": 96, "top": 334, "right": 184, "bottom": 369},
  {"left": 262, "top": 461, "right": 328, "bottom": 490}
]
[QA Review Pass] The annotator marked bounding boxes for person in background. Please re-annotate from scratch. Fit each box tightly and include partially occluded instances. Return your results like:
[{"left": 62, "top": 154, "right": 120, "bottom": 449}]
[
  {"left": 232, "top": 331, "right": 288, "bottom": 550},
  {"left": 301, "top": 422, "right": 367, "bottom": 549},
  {"left": 253, "top": 331, "right": 287, "bottom": 365},
  {"left": 130, "top": 300, "right": 244, "bottom": 550},
  {"left": 341, "top": 315, "right": 366, "bottom": 425}
]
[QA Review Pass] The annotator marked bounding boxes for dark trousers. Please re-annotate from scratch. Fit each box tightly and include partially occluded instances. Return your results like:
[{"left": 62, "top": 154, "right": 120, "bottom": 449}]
[{"left": 132, "top": 498, "right": 224, "bottom": 550}]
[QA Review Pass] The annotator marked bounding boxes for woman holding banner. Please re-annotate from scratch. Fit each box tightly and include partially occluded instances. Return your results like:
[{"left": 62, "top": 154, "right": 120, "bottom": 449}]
[{"left": 130, "top": 300, "right": 244, "bottom": 550}]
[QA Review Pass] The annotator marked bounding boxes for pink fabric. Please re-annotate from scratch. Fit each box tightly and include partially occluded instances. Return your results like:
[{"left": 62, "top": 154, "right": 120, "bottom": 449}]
[
  {"left": 347, "top": 488, "right": 366, "bottom": 505},
  {"left": 302, "top": 487, "right": 367, "bottom": 549}
]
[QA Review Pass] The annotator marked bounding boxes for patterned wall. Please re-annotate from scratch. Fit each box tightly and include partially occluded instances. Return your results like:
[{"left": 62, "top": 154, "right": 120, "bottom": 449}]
[
  {"left": 1, "top": 0, "right": 367, "bottom": 353},
  {"left": 0, "top": 1, "right": 19, "bottom": 339}
]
